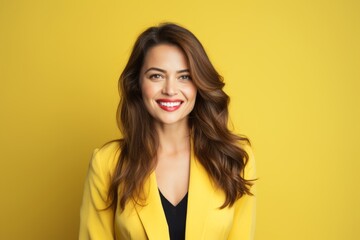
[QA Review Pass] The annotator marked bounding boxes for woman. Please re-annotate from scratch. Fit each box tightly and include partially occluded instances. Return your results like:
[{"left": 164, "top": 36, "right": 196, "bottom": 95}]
[{"left": 79, "top": 23, "right": 256, "bottom": 240}]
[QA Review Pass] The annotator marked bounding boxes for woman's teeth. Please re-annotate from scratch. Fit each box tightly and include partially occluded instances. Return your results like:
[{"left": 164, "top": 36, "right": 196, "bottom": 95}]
[{"left": 158, "top": 102, "right": 181, "bottom": 107}]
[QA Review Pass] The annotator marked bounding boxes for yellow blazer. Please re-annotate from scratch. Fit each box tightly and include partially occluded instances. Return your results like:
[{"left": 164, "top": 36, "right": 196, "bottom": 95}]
[{"left": 79, "top": 142, "right": 256, "bottom": 240}]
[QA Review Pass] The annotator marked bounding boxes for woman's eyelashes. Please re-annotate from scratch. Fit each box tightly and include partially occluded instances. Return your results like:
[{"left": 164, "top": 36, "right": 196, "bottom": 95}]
[
  {"left": 148, "top": 73, "right": 192, "bottom": 81},
  {"left": 149, "top": 73, "right": 163, "bottom": 80},
  {"left": 179, "top": 74, "right": 192, "bottom": 80}
]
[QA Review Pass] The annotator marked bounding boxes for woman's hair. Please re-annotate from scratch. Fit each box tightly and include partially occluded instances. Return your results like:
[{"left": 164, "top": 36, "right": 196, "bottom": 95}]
[{"left": 108, "top": 22, "right": 254, "bottom": 211}]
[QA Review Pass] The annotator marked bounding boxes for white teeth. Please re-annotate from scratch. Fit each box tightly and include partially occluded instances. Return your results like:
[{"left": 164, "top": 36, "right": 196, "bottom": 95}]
[{"left": 159, "top": 101, "right": 181, "bottom": 107}]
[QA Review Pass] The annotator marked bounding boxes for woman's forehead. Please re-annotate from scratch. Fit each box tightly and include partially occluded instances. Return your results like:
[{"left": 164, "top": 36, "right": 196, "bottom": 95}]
[{"left": 142, "top": 44, "right": 189, "bottom": 72}]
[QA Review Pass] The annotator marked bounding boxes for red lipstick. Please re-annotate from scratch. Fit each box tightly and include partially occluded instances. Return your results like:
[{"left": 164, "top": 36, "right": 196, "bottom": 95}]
[{"left": 156, "top": 99, "right": 183, "bottom": 112}]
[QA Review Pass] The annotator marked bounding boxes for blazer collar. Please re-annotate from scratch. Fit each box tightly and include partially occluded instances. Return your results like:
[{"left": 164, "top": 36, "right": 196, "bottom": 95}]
[
  {"left": 133, "top": 172, "right": 169, "bottom": 239},
  {"left": 133, "top": 147, "right": 215, "bottom": 240},
  {"left": 185, "top": 148, "right": 214, "bottom": 239}
]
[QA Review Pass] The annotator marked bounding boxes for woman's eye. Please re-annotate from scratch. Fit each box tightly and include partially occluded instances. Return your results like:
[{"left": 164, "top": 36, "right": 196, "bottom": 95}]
[
  {"left": 179, "top": 75, "right": 192, "bottom": 80},
  {"left": 149, "top": 74, "right": 162, "bottom": 79}
]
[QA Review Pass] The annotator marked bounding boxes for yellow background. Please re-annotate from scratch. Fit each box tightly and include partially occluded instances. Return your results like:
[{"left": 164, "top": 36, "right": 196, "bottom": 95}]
[{"left": 1, "top": 0, "right": 359, "bottom": 239}]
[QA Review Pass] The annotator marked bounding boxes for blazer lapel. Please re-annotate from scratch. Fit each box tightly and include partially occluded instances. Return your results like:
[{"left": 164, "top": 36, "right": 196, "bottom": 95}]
[
  {"left": 132, "top": 144, "right": 216, "bottom": 240},
  {"left": 185, "top": 149, "right": 215, "bottom": 239},
  {"left": 133, "top": 172, "right": 169, "bottom": 240}
]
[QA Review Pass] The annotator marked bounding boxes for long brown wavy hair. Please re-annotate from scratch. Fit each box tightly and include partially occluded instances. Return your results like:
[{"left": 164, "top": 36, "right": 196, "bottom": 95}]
[{"left": 108, "top": 23, "right": 254, "bottom": 211}]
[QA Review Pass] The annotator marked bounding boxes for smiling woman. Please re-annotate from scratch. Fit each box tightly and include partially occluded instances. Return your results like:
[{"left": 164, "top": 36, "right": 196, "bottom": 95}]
[
  {"left": 140, "top": 44, "right": 197, "bottom": 126},
  {"left": 79, "top": 23, "right": 256, "bottom": 240}
]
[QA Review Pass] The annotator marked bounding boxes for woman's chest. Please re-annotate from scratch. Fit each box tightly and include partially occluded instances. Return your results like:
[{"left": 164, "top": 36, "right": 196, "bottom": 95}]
[{"left": 113, "top": 192, "right": 235, "bottom": 240}]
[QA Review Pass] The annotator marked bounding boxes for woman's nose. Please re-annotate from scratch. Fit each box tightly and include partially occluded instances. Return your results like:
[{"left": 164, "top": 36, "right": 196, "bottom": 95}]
[{"left": 162, "top": 78, "right": 178, "bottom": 96}]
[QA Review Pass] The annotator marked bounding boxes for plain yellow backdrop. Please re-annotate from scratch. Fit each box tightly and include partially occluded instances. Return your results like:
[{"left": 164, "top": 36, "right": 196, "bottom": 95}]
[{"left": 1, "top": 0, "right": 359, "bottom": 239}]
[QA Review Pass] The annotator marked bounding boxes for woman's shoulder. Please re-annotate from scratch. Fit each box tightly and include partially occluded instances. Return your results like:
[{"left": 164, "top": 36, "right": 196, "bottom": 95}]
[
  {"left": 97, "top": 140, "right": 122, "bottom": 155},
  {"left": 89, "top": 140, "right": 121, "bottom": 174}
]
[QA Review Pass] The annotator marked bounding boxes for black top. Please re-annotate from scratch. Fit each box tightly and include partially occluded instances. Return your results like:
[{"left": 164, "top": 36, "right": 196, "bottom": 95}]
[{"left": 159, "top": 190, "right": 188, "bottom": 240}]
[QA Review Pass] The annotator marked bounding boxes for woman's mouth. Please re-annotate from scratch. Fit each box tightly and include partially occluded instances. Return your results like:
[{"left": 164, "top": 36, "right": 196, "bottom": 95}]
[{"left": 156, "top": 99, "right": 183, "bottom": 111}]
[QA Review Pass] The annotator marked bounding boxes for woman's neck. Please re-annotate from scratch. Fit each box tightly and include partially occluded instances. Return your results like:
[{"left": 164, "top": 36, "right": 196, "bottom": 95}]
[{"left": 154, "top": 122, "right": 191, "bottom": 155}]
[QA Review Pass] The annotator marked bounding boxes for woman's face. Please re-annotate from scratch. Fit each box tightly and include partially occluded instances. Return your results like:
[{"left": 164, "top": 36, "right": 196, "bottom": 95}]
[{"left": 140, "top": 44, "right": 197, "bottom": 126}]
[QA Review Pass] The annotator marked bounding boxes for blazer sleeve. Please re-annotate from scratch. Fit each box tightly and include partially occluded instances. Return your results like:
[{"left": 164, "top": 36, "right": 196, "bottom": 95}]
[
  {"left": 79, "top": 147, "right": 116, "bottom": 240},
  {"left": 228, "top": 146, "right": 257, "bottom": 240}
]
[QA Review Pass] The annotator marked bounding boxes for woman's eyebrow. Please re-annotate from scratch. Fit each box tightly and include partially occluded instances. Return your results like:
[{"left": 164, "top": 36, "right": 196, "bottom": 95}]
[
  {"left": 144, "top": 67, "right": 189, "bottom": 74},
  {"left": 144, "top": 67, "right": 166, "bottom": 74},
  {"left": 177, "top": 69, "right": 190, "bottom": 73}
]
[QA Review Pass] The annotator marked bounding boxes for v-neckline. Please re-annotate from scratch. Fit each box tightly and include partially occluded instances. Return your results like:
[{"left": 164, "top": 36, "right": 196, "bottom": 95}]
[
  {"left": 133, "top": 140, "right": 214, "bottom": 240},
  {"left": 159, "top": 189, "right": 188, "bottom": 208}
]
